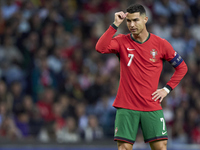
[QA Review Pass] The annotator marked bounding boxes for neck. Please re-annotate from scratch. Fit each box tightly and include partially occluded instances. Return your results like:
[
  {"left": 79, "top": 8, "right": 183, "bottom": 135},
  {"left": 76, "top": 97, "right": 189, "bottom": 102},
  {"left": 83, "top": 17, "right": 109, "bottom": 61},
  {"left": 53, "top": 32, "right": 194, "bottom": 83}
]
[{"left": 132, "top": 28, "right": 149, "bottom": 43}]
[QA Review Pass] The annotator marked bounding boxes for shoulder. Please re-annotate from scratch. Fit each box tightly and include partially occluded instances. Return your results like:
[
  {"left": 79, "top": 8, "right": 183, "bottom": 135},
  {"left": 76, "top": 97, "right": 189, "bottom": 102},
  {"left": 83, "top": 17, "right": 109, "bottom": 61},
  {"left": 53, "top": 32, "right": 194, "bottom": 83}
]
[
  {"left": 150, "top": 33, "right": 164, "bottom": 41},
  {"left": 150, "top": 33, "right": 170, "bottom": 45},
  {"left": 114, "top": 34, "right": 130, "bottom": 42},
  {"left": 114, "top": 34, "right": 127, "bottom": 39}
]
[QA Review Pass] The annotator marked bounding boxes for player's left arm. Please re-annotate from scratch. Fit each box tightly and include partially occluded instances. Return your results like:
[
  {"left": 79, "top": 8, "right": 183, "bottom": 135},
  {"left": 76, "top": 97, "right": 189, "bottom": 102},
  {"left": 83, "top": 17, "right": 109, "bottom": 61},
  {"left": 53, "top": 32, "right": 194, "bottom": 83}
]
[{"left": 152, "top": 39, "right": 188, "bottom": 102}]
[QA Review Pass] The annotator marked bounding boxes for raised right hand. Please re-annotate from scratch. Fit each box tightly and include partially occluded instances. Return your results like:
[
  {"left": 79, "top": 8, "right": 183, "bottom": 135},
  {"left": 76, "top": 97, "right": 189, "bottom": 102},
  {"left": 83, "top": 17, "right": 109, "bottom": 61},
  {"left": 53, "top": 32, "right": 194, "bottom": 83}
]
[{"left": 113, "top": 11, "right": 128, "bottom": 27}]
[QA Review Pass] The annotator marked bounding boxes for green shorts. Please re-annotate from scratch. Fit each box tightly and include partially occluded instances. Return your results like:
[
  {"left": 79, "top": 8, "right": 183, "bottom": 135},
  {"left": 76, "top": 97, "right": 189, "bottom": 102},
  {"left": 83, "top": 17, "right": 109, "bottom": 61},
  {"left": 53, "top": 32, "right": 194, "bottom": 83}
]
[{"left": 114, "top": 108, "right": 168, "bottom": 144}]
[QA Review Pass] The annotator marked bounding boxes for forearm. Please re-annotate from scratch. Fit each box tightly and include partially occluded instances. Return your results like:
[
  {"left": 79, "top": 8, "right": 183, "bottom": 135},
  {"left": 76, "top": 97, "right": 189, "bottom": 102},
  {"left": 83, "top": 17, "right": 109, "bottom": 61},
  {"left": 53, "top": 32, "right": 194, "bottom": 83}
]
[{"left": 165, "top": 61, "right": 188, "bottom": 91}]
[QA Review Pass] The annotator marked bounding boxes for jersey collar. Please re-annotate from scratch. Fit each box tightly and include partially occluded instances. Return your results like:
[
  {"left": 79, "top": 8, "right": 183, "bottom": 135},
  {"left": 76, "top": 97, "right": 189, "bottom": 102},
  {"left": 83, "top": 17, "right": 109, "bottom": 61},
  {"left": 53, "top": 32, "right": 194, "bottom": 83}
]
[{"left": 130, "top": 33, "right": 150, "bottom": 44}]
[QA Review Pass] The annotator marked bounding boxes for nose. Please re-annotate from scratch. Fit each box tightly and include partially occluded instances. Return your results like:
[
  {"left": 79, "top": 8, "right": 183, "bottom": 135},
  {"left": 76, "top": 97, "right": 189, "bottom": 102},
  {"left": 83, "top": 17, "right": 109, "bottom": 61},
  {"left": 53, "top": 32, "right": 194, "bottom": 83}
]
[{"left": 130, "top": 21, "right": 135, "bottom": 27}]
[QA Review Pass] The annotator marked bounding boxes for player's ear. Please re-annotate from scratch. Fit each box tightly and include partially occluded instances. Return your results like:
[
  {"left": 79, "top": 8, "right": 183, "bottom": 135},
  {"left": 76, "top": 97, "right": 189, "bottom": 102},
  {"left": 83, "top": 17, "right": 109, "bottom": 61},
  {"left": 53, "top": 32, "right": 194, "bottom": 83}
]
[{"left": 144, "top": 16, "right": 148, "bottom": 24}]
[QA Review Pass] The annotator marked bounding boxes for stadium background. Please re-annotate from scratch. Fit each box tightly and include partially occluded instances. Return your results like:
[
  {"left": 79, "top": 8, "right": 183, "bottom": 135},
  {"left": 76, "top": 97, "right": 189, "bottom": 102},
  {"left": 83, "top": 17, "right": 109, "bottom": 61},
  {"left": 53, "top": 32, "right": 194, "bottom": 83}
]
[{"left": 0, "top": 0, "right": 200, "bottom": 149}]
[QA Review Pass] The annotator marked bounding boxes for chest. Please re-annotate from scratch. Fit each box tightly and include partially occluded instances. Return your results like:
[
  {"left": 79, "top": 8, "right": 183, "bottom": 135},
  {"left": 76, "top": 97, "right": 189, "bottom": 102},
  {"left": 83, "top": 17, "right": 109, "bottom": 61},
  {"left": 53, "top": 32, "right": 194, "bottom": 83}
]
[{"left": 119, "top": 38, "right": 163, "bottom": 66}]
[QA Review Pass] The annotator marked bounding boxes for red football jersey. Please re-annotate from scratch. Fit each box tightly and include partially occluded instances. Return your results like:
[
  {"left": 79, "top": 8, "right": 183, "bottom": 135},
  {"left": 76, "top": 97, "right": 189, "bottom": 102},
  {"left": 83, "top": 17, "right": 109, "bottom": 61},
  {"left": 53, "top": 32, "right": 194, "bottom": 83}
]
[{"left": 96, "top": 25, "right": 187, "bottom": 111}]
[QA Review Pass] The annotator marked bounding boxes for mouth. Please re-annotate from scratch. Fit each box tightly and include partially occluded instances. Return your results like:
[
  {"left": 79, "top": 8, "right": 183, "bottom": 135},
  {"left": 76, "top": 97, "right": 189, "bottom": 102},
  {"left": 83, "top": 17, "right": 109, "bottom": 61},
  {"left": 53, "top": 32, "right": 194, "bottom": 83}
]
[{"left": 130, "top": 28, "right": 137, "bottom": 32}]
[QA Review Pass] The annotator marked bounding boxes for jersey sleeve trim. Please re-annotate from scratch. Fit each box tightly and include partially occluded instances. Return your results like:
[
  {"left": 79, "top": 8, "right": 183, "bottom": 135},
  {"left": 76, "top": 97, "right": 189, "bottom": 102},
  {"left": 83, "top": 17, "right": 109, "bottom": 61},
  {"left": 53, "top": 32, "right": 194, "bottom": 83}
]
[
  {"left": 164, "top": 85, "right": 172, "bottom": 92},
  {"left": 169, "top": 53, "right": 183, "bottom": 68},
  {"left": 111, "top": 23, "right": 118, "bottom": 30}
]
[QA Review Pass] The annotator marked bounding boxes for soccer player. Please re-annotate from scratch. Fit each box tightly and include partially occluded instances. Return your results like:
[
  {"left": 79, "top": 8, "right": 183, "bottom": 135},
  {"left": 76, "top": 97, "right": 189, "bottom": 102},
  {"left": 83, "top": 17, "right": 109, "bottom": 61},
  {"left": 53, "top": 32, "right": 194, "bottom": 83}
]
[{"left": 95, "top": 4, "right": 188, "bottom": 150}]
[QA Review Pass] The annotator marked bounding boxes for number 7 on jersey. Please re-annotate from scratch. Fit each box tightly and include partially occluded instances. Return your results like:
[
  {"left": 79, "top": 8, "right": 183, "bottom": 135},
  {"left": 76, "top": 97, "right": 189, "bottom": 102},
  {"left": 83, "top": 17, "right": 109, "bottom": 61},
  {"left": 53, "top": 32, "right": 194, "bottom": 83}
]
[{"left": 127, "top": 54, "right": 134, "bottom": 66}]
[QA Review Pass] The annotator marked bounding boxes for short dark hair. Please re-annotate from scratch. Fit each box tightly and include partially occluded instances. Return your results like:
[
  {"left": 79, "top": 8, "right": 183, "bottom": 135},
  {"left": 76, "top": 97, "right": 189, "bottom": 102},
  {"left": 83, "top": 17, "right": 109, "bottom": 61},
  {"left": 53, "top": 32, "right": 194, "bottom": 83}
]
[{"left": 126, "top": 4, "right": 146, "bottom": 15}]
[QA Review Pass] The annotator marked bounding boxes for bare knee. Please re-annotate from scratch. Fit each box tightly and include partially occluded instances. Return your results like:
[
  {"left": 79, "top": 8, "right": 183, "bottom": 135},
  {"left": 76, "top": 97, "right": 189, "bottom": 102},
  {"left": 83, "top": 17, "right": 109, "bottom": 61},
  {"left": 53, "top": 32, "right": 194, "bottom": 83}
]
[
  {"left": 117, "top": 141, "right": 133, "bottom": 150},
  {"left": 149, "top": 140, "right": 167, "bottom": 150}
]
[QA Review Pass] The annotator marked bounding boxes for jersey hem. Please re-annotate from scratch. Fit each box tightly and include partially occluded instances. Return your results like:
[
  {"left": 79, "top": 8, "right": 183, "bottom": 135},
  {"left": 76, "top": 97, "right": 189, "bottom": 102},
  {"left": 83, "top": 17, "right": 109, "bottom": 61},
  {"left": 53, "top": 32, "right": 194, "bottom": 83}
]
[
  {"left": 113, "top": 106, "right": 163, "bottom": 112},
  {"left": 145, "top": 136, "right": 168, "bottom": 143},
  {"left": 114, "top": 137, "right": 135, "bottom": 144}
]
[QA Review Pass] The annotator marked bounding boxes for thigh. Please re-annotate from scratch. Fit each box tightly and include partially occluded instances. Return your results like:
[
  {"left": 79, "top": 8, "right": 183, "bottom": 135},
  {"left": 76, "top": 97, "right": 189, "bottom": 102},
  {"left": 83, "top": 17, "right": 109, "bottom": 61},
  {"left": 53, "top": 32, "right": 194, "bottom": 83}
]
[
  {"left": 140, "top": 110, "right": 168, "bottom": 143},
  {"left": 114, "top": 108, "right": 140, "bottom": 144}
]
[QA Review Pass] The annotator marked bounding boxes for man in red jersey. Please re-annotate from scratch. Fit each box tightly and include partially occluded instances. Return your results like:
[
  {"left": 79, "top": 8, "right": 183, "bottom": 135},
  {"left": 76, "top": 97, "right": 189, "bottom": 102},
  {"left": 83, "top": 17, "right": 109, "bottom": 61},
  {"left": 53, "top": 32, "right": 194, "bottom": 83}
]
[{"left": 95, "top": 4, "right": 188, "bottom": 150}]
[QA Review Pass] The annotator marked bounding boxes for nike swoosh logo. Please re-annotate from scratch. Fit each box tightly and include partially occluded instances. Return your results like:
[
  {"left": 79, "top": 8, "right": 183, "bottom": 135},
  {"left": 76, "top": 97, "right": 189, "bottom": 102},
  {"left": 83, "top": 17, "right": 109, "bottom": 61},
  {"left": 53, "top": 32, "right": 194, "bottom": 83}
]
[
  {"left": 127, "top": 48, "right": 135, "bottom": 51},
  {"left": 162, "top": 131, "right": 167, "bottom": 135}
]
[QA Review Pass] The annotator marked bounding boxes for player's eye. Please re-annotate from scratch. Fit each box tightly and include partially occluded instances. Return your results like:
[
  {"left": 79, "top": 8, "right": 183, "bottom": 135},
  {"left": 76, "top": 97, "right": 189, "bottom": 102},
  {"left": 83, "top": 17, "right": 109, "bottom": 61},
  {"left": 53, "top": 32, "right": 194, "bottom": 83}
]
[{"left": 133, "top": 19, "right": 139, "bottom": 22}]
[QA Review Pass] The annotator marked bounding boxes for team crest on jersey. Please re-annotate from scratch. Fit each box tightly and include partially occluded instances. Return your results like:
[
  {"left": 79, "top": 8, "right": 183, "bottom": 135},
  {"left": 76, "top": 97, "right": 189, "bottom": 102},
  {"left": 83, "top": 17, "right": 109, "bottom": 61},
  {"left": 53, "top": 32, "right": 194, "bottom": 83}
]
[
  {"left": 150, "top": 49, "right": 157, "bottom": 62},
  {"left": 115, "top": 127, "right": 118, "bottom": 135}
]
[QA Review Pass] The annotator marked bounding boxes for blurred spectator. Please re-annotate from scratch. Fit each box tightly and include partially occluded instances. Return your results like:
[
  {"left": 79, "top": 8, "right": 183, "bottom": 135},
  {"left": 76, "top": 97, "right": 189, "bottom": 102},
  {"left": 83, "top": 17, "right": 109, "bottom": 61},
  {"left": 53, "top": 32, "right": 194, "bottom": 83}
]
[
  {"left": 52, "top": 102, "right": 65, "bottom": 130},
  {"left": 22, "top": 95, "right": 35, "bottom": 116},
  {"left": 0, "top": 80, "right": 13, "bottom": 113},
  {"left": 0, "top": 10, "right": 6, "bottom": 35},
  {"left": 56, "top": 116, "right": 80, "bottom": 143},
  {"left": 57, "top": 94, "right": 75, "bottom": 118},
  {"left": 0, "top": 101, "right": 7, "bottom": 126},
  {"left": 62, "top": 71, "right": 84, "bottom": 100},
  {"left": 84, "top": 75, "right": 104, "bottom": 105},
  {"left": 94, "top": 94, "right": 116, "bottom": 136},
  {"left": 21, "top": 1, "right": 35, "bottom": 20},
  {"left": 84, "top": 115, "right": 103, "bottom": 142},
  {"left": 54, "top": 24, "right": 66, "bottom": 47},
  {"left": 62, "top": 4, "right": 78, "bottom": 33},
  {"left": 16, "top": 10, "right": 30, "bottom": 34},
  {"left": 183, "top": 29, "right": 196, "bottom": 57},
  {"left": 31, "top": 58, "right": 57, "bottom": 100},
  {"left": 70, "top": 49, "right": 83, "bottom": 74},
  {"left": 75, "top": 102, "right": 88, "bottom": 133},
  {"left": 191, "top": 121, "right": 200, "bottom": 144},
  {"left": 0, "top": 116, "right": 21, "bottom": 139},
  {"left": 21, "top": 90, "right": 41, "bottom": 137},
  {"left": 171, "top": 120, "right": 188, "bottom": 144},
  {"left": 101, "top": 0, "right": 119, "bottom": 14},
  {"left": 41, "top": 34, "right": 54, "bottom": 53},
  {"left": 153, "top": 0, "right": 171, "bottom": 17},
  {"left": 29, "top": 14, "right": 42, "bottom": 32},
  {"left": 23, "top": 31, "right": 40, "bottom": 53},
  {"left": 38, "top": 121, "right": 56, "bottom": 142},
  {"left": 1, "top": 0, "right": 19, "bottom": 20},
  {"left": 185, "top": 108, "right": 199, "bottom": 142},
  {"left": 151, "top": 15, "right": 172, "bottom": 40},
  {"left": 171, "top": 107, "right": 188, "bottom": 143},
  {"left": 190, "top": 15, "right": 200, "bottom": 42},
  {"left": 83, "top": 50, "right": 99, "bottom": 74},
  {"left": 36, "top": 87, "right": 55, "bottom": 122},
  {"left": 47, "top": 47, "right": 63, "bottom": 74},
  {"left": 169, "top": 0, "right": 191, "bottom": 16},
  {"left": 0, "top": 36, "right": 23, "bottom": 66},
  {"left": 168, "top": 25, "right": 186, "bottom": 57},
  {"left": 78, "top": 66, "right": 93, "bottom": 91},
  {"left": 14, "top": 108, "right": 30, "bottom": 137},
  {"left": 190, "top": 0, "right": 200, "bottom": 19},
  {"left": 10, "top": 81, "right": 24, "bottom": 114}
]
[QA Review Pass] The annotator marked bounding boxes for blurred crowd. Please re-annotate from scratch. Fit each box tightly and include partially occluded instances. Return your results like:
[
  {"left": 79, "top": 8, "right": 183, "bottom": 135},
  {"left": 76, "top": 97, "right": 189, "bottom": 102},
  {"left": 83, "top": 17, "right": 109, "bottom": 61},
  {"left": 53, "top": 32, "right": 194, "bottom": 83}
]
[{"left": 0, "top": 0, "right": 200, "bottom": 146}]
